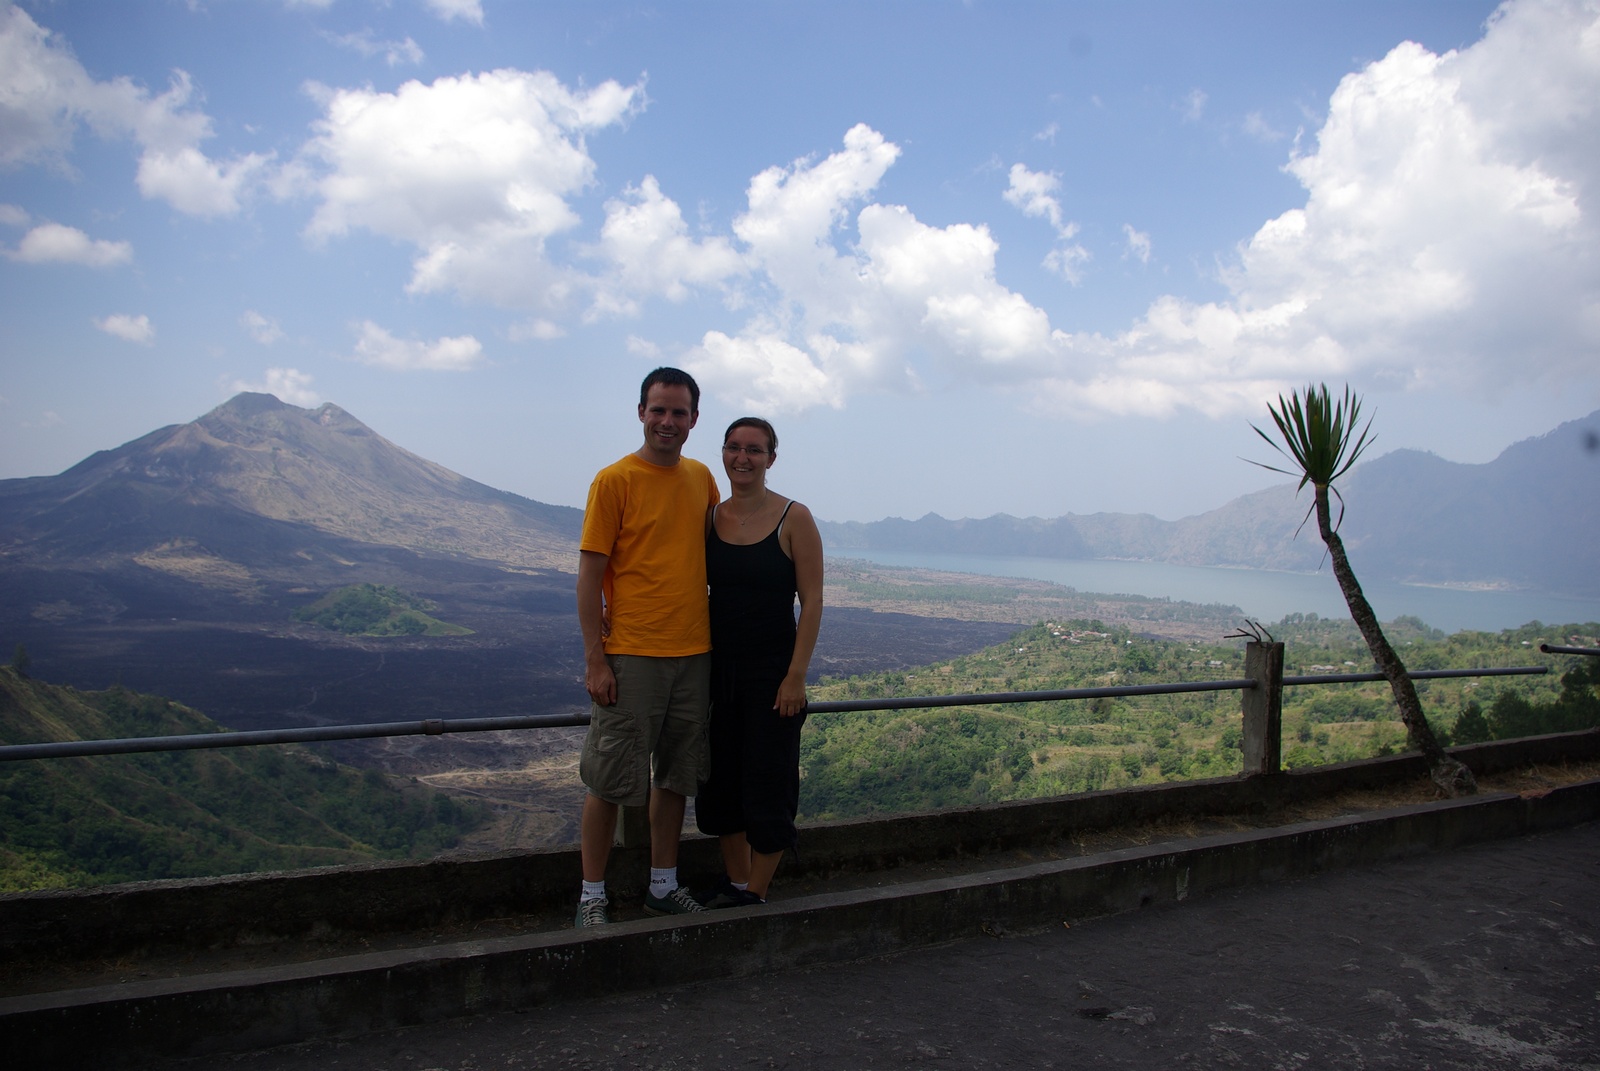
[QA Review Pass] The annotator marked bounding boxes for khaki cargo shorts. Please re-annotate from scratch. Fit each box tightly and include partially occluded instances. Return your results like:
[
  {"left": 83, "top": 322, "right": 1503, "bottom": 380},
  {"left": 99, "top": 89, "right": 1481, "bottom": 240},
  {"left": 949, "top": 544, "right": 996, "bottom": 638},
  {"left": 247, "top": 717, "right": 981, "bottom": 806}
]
[{"left": 579, "top": 652, "right": 711, "bottom": 806}]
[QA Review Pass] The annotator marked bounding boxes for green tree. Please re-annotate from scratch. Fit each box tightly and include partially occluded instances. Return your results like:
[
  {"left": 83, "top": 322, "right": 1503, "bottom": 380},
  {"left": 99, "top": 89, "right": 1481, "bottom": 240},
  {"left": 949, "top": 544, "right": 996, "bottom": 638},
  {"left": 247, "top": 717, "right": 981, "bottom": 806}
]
[
  {"left": 1487, "top": 692, "right": 1542, "bottom": 739},
  {"left": 1251, "top": 384, "right": 1475, "bottom": 796},
  {"left": 1551, "top": 659, "right": 1600, "bottom": 732},
  {"left": 1453, "top": 701, "right": 1492, "bottom": 745}
]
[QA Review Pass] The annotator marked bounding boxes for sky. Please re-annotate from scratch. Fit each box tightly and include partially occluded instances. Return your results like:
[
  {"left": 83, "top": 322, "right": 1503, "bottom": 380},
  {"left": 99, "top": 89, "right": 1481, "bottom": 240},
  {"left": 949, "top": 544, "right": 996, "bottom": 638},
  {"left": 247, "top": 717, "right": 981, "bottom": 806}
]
[{"left": 2, "top": 0, "right": 1597, "bottom": 524}]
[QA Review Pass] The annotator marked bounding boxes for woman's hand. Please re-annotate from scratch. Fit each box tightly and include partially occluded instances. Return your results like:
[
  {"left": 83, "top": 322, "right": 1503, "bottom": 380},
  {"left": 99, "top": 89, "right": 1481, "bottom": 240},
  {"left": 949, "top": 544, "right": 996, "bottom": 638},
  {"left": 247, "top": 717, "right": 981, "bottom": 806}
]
[{"left": 774, "top": 673, "right": 808, "bottom": 718}]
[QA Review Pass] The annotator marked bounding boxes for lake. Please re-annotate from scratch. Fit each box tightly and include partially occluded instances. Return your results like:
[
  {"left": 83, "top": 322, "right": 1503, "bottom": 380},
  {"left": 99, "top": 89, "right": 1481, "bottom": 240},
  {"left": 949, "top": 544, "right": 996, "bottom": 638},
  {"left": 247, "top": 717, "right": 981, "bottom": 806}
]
[{"left": 836, "top": 550, "right": 1600, "bottom": 636}]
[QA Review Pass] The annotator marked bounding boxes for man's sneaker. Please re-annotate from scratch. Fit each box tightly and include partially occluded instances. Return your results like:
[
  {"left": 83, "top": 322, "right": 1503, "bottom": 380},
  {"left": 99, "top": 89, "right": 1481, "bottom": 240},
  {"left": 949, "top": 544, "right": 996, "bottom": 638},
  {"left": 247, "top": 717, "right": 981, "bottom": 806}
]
[
  {"left": 644, "top": 885, "right": 707, "bottom": 916},
  {"left": 574, "top": 895, "right": 610, "bottom": 928}
]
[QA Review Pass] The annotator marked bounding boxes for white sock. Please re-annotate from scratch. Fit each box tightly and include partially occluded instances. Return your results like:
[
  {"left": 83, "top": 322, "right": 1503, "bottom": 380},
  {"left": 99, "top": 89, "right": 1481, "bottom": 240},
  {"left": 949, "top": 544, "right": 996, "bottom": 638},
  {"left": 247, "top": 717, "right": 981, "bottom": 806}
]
[
  {"left": 731, "top": 879, "right": 749, "bottom": 891},
  {"left": 580, "top": 880, "right": 606, "bottom": 902},
  {"left": 649, "top": 867, "right": 678, "bottom": 894}
]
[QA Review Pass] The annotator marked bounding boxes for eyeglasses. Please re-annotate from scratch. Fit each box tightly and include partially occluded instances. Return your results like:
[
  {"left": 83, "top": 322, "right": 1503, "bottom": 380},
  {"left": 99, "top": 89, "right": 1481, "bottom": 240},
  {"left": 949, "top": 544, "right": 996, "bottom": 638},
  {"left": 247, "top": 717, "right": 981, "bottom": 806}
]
[{"left": 722, "top": 443, "right": 769, "bottom": 457}]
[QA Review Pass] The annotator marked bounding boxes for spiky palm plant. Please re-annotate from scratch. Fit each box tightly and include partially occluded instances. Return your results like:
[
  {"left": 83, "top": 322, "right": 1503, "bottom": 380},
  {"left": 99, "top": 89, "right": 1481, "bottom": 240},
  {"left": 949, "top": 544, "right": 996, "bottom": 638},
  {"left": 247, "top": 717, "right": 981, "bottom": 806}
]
[{"left": 1251, "top": 384, "right": 1476, "bottom": 796}]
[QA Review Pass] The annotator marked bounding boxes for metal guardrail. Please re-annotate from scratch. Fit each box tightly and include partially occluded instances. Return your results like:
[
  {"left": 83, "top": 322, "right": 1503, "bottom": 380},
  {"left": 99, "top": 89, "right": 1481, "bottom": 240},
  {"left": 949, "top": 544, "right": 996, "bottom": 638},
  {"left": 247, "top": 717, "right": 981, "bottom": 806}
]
[
  {"left": 806, "top": 677, "right": 1255, "bottom": 715},
  {"left": 0, "top": 666, "right": 1551, "bottom": 763},
  {"left": 803, "top": 666, "right": 1551, "bottom": 710},
  {"left": 1541, "top": 643, "right": 1600, "bottom": 657},
  {"left": 0, "top": 713, "right": 589, "bottom": 762},
  {"left": 1281, "top": 666, "right": 1553, "bottom": 686}
]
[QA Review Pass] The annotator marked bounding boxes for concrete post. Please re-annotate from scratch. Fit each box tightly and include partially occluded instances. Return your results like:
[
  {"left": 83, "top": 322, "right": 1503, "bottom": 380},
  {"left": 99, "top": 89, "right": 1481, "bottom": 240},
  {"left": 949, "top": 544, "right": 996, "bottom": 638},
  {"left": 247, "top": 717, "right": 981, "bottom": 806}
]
[
  {"left": 616, "top": 803, "right": 649, "bottom": 848},
  {"left": 1241, "top": 641, "right": 1284, "bottom": 776}
]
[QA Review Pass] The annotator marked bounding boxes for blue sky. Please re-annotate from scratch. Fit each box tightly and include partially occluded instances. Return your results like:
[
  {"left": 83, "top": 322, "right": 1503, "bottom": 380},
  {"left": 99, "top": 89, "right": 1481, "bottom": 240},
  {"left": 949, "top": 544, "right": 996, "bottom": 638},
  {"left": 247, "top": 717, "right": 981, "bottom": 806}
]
[{"left": 3, "top": 0, "right": 1596, "bottom": 523}]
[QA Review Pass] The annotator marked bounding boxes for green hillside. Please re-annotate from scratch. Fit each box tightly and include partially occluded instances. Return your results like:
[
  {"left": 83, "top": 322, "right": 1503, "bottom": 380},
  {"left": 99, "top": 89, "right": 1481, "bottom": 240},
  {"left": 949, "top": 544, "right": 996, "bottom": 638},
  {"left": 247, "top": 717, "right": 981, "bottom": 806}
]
[
  {"left": 293, "top": 583, "right": 473, "bottom": 637},
  {"left": 798, "top": 617, "right": 1600, "bottom": 820},
  {"left": 0, "top": 666, "right": 486, "bottom": 892}
]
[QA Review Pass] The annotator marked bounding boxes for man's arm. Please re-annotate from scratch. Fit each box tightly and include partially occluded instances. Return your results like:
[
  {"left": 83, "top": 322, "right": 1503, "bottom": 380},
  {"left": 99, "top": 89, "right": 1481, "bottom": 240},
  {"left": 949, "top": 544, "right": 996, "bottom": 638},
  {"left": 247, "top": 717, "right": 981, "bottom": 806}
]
[{"left": 576, "top": 549, "right": 615, "bottom": 706}]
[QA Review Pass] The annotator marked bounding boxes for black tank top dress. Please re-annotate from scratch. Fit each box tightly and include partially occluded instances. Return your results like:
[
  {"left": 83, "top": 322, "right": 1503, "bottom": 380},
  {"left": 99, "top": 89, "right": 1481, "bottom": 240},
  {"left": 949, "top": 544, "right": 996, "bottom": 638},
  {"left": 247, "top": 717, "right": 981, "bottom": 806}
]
[
  {"left": 695, "top": 501, "right": 806, "bottom": 852},
  {"left": 707, "top": 501, "right": 797, "bottom": 670}
]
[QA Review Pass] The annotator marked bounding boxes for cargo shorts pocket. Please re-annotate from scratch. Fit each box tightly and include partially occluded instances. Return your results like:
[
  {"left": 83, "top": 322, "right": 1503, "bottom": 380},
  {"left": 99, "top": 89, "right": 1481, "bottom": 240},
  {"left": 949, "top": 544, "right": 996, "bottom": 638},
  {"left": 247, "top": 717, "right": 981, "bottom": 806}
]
[{"left": 579, "top": 704, "right": 646, "bottom": 806}]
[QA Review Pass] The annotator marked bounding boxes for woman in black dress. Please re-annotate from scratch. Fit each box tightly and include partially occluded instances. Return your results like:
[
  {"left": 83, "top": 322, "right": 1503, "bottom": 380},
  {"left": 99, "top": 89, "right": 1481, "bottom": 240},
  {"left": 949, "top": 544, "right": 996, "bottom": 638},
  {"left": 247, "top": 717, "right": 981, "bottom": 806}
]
[{"left": 695, "top": 417, "right": 823, "bottom": 905}]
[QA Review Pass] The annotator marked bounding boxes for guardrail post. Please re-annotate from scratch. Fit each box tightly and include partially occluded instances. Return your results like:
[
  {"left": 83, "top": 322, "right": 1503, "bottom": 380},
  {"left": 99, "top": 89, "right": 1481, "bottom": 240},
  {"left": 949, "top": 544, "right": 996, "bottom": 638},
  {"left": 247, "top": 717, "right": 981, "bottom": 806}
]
[{"left": 1241, "top": 640, "right": 1284, "bottom": 776}]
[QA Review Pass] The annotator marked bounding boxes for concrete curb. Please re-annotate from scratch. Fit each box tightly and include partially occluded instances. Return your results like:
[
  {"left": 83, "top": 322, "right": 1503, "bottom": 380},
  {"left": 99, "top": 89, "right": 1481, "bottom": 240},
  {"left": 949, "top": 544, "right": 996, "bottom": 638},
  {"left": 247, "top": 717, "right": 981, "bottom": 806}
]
[{"left": 5, "top": 779, "right": 1597, "bottom": 1067}]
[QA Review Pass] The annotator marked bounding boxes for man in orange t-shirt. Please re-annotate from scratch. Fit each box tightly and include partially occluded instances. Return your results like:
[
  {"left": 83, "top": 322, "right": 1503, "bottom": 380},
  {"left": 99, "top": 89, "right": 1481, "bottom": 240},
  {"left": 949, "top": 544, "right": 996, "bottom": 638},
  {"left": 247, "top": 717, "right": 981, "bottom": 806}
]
[{"left": 574, "top": 367, "right": 720, "bottom": 926}]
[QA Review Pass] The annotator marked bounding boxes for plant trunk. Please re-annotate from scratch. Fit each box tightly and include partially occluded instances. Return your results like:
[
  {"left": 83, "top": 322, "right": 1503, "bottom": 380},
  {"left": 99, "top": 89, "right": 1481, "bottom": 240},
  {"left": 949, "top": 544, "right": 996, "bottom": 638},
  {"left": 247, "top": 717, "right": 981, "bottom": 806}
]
[{"left": 1313, "top": 485, "right": 1477, "bottom": 796}]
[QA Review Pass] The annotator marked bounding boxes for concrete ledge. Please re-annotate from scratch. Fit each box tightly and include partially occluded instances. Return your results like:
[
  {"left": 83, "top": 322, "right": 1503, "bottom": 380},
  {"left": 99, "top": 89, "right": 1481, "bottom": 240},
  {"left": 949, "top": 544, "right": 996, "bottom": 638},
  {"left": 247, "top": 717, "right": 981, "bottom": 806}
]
[
  {"left": 5, "top": 778, "right": 1597, "bottom": 1067},
  {"left": 5, "top": 729, "right": 1594, "bottom": 963}
]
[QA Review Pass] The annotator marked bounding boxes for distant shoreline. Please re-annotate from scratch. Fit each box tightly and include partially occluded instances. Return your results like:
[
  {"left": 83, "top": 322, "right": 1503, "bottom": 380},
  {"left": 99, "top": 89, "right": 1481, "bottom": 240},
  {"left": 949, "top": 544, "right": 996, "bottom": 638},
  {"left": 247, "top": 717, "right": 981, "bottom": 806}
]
[{"left": 829, "top": 551, "right": 1600, "bottom": 636}]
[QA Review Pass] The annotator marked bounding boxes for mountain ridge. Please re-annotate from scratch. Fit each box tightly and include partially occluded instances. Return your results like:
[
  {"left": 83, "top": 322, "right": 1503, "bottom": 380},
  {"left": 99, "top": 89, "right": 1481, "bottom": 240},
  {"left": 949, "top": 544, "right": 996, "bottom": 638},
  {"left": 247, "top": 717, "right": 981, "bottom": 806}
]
[
  {"left": 817, "top": 410, "right": 1600, "bottom": 597},
  {"left": 6, "top": 394, "right": 1594, "bottom": 598},
  {"left": 5, "top": 394, "right": 1594, "bottom": 600},
  {"left": 2, "top": 392, "right": 583, "bottom": 574},
  {"left": 0, "top": 393, "right": 1017, "bottom": 735}
]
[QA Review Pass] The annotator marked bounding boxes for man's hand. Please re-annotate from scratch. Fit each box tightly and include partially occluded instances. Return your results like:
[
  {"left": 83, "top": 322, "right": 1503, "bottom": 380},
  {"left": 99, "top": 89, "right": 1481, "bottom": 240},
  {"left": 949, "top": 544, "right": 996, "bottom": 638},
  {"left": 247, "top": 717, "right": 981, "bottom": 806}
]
[
  {"left": 585, "top": 657, "right": 617, "bottom": 706},
  {"left": 576, "top": 549, "right": 615, "bottom": 705}
]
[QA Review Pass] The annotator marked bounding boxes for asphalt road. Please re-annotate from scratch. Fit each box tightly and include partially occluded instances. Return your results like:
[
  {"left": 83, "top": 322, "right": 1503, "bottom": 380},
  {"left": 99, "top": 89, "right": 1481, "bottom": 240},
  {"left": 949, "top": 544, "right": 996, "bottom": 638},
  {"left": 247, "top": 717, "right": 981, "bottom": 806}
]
[{"left": 155, "top": 819, "right": 1600, "bottom": 1070}]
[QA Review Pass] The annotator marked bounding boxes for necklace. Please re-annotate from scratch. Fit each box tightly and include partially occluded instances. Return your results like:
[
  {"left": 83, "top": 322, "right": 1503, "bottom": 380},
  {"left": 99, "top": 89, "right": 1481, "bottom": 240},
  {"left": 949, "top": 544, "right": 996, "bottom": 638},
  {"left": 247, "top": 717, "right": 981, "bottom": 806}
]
[{"left": 732, "top": 489, "right": 768, "bottom": 526}]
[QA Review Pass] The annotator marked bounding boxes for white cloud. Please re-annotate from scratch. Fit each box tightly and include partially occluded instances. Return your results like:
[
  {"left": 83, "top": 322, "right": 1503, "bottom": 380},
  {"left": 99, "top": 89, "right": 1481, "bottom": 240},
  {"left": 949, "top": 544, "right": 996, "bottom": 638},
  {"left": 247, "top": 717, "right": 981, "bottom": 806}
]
[
  {"left": 862, "top": 203, "right": 1057, "bottom": 367},
  {"left": 734, "top": 123, "right": 900, "bottom": 275},
  {"left": 9, "top": 222, "right": 131, "bottom": 266},
  {"left": 40, "top": 0, "right": 1568, "bottom": 437},
  {"left": 20, "top": 409, "right": 63, "bottom": 430},
  {"left": 0, "top": 5, "right": 84, "bottom": 169},
  {"left": 1183, "top": 88, "right": 1208, "bottom": 122},
  {"left": 232, "top": 367, "right": 319, "bottom": 407},
  {"left": 116, "top": 73, "right": 271, "bottom": 218},
  {"left": 295, "top": 69, "right": 643, "bottom": 308},
  {"left": 1043, "top": 244, "right": 1091, "bottom": 283},
  {"left": 240, "top": 310, "right": 283, "bottom": 345},
  {"left": 0, "top": 6, "right": 268, "bottom": 215},
  {"left": 1243, "top": 111, "right": 1284, "bottom": 142},
  {"left": 690, "top": 329, "right": 847, "bottom": 412},
  {"left": 626, "top": 334, "right": 662, "bottom": 359},
  {"left": 684, "top": 0, "right": 1600, "bottom": 425},
  {"left": 95, "top": 313, "right": 154, "bottom": 344},
  {"left": 1005, "top": 162, "right": 1090, "bottom": 283},
  {"left": 325, "top": 30, "right": 424, "bottom": 67},
  {"left": 1037, "top": 0, "right": 1600, "bottom": 419},
  {"left": 351, "top": 320, "right": 485, "bottom": 371},
  {"left": 1034, "top": 121, "right": 1060, "bottom": 144},
  {"left": 425, "top": 0, "right": 485, "bottom": 25},
  {"left": 688, "top": 124, "right": 909, "bottom": 406},
  {"left": 588, "top": 175, "right": 744, "bottom": 317},
  {"left": 0, "top": 203, "right": 28, "bottom": 226},
  {"left": 1003, "top": 163, "right": 1063, "bottom": 230},
  {"left": 687, "top": 125, "right": 1064, "bottom": 411},
  {"left": 509, "top": 318, "right": 565, "bottom": 342},
  {"left": 1123, "top": 224, "right": 1152, "bottom": 264}
]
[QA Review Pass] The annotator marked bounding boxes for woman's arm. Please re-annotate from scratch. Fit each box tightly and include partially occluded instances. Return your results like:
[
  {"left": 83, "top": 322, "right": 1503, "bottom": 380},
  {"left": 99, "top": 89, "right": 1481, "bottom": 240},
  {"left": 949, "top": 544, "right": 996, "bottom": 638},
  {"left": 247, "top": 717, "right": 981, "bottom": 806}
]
[{"left": 776, "top": 501, "right": 824, "bottom": 717}]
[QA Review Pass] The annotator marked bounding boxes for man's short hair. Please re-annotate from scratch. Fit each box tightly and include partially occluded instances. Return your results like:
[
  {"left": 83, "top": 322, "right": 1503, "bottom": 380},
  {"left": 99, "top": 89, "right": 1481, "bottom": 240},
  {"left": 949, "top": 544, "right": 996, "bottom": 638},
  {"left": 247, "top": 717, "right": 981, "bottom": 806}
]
[{"left": 640, "top": 367, "right": 701, "bottom": 413}]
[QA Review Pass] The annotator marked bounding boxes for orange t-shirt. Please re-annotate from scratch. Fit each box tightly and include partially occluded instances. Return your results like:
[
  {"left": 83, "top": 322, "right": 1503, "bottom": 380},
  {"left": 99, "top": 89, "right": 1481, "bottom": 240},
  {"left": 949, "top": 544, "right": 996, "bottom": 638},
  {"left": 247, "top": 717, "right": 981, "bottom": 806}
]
[{"left": 580, "top": 453, "right": 720, "bottom": 657}]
